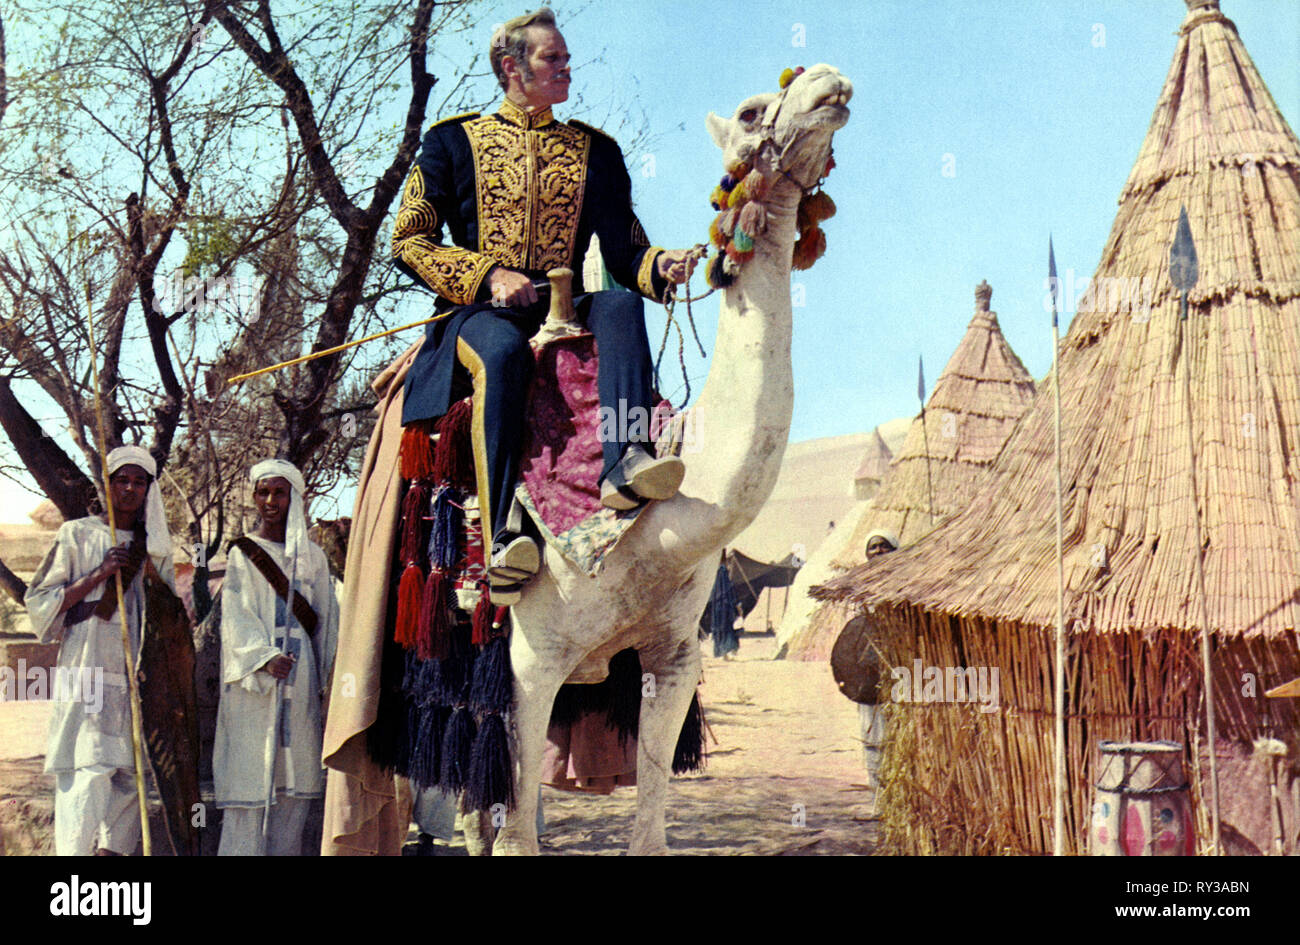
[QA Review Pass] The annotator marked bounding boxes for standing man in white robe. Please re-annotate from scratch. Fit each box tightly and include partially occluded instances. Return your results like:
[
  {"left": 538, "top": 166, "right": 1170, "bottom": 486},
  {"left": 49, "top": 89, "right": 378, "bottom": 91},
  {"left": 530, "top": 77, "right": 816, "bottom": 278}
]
[
  {"left": 25, "top": 445, "right": 175, "bottom": 856},
  {"left": 214, "top": 460, "right": 339, "bottom": 855}
]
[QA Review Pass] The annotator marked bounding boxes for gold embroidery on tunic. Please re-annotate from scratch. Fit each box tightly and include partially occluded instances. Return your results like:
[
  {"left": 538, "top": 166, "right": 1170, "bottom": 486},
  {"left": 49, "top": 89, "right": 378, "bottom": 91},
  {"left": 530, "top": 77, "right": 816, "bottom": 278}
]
[
  {"left": 395, "top": 235, "right": 494, "bottom": 305},
  {"left": 637, "top": 246, "right": 665, "bottom": 299},
  {"left": 630, "top": 218, "right": 649, "bottom": 248},
  {"left": 392, "top": 168, "right": 439, "bottom": 245},
  {"left": 465, "top": 113, "right": 589, "bottom": 272}
]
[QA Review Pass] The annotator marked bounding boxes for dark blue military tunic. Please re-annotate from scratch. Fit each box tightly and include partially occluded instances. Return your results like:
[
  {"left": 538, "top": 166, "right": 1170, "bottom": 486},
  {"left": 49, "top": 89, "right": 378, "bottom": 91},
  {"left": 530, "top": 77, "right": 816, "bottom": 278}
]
[{"left": 392, "top": 99, "right": 669, "bottom": 539}]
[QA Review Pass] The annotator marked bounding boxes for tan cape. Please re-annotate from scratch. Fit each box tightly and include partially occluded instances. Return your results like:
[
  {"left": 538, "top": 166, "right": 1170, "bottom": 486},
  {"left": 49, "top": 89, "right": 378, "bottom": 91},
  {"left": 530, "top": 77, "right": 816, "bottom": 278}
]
[
  {"left": 321, "top": 344, "right": 420, "bottom": 855},
  {"left": 321, "top": 342, "right": 643, "bottom": 852}
]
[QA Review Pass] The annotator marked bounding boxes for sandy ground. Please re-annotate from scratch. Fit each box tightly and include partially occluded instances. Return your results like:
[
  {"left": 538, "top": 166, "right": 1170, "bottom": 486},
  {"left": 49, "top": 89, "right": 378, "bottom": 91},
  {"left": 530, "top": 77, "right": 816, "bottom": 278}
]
[
  {"left": 0, "top": 702, "right": 56, "bottom": 855},
  {"left": 0, "top": 633, "right": 877, "bottom": 856},
  {"left": 484, "top": 633, "right": 877, "bottom": 856}
]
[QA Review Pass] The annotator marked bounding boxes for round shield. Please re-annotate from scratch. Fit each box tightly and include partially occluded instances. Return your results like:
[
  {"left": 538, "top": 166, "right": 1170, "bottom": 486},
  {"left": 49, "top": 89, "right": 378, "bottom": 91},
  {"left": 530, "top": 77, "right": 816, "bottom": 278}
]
[{"left": 830, "top": 614, "right": 884, "bottom": 704}]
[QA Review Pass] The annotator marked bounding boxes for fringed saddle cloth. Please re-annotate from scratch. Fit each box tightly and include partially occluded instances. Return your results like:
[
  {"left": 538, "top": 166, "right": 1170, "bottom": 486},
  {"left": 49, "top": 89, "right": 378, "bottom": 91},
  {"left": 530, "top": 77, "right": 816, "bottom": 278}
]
[{"left": 368, "top": 330, "right": 703, "bottom": 812}]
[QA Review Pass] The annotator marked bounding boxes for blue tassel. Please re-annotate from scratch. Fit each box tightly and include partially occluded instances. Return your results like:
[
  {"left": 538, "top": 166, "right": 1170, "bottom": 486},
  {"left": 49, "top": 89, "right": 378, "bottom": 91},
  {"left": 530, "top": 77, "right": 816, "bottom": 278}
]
[
  {"left": 607, "top": 648, "right": 643, "bottom": 745},
  {"left": 439, "top": 706, "right": 477, "bottom": 793},
  {"left": 401, "top": 649, "right": 422, "bottom": 694},
  {"left": 465, "top": 714, "right": 515, "bottom": 812},
  {"left": 429, "top": 487, "right": 463, "bottom": 571},
  {"left": 410, "top": 703, "right": 450, "bottom": 788},
  {"left": 672, "top": 693, "right": 707, "bottom": 774},
  {"left": 469, "top": 636, "right": 513, "bottom": 716},
  {"left": 393, "top": 696, "right": 417, "bottom": 778},
  {"left": 437, "top": 622, "right": 476, "bottom": 705}
]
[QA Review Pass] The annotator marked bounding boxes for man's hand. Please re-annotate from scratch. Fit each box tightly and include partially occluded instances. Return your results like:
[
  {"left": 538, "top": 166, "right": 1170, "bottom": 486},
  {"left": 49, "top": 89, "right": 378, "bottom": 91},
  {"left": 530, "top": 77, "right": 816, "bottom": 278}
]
[
  {"left": 96, "top": 544, "right": 134, "bottom": 582},
  {"left": 262, "top": 654, "right": 295, "bottom": 680},
  {"left": 487, "top": 267, "right": 538, "bottom": 308},
  {"left": 656, "top": 249, "right": 700, "bottom": 286}
]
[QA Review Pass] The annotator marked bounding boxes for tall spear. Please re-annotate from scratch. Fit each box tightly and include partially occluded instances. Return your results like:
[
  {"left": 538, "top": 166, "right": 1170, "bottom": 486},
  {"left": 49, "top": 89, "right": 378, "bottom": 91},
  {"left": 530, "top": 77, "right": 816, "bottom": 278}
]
[
  {"left": 1048, "top": 237, "right": 1066, "bottom": 856},
  {"left": 1170, "top": 203, "right": 1221, "bottom": 855},
  {"left": 83, "top": 286, "right": 153, "bottom": 856},
  {"left": 917, "top": 355, "right": 936, "bottom": 527}
]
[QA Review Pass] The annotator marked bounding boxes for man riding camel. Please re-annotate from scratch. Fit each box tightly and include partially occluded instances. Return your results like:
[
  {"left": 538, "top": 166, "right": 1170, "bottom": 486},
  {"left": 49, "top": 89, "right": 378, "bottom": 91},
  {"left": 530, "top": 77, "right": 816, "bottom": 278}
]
[{"left": 392, "top": 6, "right": 696, "bottom": 604}]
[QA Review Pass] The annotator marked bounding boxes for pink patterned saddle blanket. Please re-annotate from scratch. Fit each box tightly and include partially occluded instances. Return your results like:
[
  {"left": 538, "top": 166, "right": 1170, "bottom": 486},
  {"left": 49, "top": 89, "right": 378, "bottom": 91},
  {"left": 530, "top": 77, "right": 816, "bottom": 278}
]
[{"left": 517, "top": 332, "right": 680, "bottom": 575}]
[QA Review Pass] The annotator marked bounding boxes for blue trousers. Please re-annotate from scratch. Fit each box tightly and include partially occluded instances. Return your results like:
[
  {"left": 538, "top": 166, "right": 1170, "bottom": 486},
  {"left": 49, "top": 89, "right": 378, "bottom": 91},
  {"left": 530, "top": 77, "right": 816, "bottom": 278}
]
[{"left": 437, "top": 290, "right": 656, "bottom": 543}]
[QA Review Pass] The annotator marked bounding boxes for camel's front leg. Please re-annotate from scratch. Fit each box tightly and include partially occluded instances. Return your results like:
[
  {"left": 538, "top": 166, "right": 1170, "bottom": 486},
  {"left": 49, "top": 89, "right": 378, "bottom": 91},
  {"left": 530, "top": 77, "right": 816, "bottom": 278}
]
[
  {"left": 492, "top": 634, "right": 570, "bottom": 856},
  {"left": 629, "top": 635, "right": 702, "bottom": 855}
]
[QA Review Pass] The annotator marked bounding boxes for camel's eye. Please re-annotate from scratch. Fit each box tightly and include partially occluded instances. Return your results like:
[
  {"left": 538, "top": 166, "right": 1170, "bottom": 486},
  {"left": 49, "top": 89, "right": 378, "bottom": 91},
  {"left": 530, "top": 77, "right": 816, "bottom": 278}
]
[{"left": 739, "top": 108, "right": 759, "bottom": 125}]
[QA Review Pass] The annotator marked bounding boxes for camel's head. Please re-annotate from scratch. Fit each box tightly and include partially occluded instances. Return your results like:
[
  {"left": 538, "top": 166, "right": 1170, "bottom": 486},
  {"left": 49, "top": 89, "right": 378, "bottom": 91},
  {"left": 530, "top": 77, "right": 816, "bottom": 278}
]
[{"left": 706, "top": 65, "right": 852, "bottom": 191}]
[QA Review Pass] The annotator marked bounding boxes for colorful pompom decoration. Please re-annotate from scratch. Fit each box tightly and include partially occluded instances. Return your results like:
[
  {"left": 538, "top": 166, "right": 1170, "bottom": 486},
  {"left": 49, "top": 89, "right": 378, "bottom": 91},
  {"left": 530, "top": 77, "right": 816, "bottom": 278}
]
[
  {"left": 741, "top": 170, "right": 768, "bottom": 203},
  {"left": 706, "top": 253, "right": 735, "bottom": 289},
  {"left": 699, "top": 69, "right": 835, "bottom": 287},
  {"left": 791, "top": 225, "right": 827, "bottom": 271},
  {"left": 709, "top": 217, "right": 725, "bottom": 248},
  {"left": 725, "top": 242, "right": 753, "bottom": 265},
  {"left": 797, "top": 190, "right": 837, "bottom": 230},
  {"left": 718, "top": 208, "right": 737, "bottom": 238},
  {"left": 737, "top": 201, "right": 767, "bottom": 238}
]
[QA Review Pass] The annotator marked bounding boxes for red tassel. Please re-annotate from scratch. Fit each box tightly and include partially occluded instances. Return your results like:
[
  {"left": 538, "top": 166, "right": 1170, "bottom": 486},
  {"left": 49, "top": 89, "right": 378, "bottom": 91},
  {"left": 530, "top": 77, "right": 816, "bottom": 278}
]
[
  {"left": 471, "top": 586, "right": 493, "bottom": 646},
  {"left": 433, "top": 398, "right": 475, "bottom": 491},
  {"left": 417, "top": 570, "right": 451, "bottom": 661},
  {"left": 490, "top": 605, "right": 510, "bottom": 641},
  {"left": 395, "top": 563, "right": 424, "bottom": 649},
  {"left": 398, "top": 481, "right": 431, "bottom": 564},
  {"left": 400, "top": 424, "right": 435, "bottom": 480},
  {"left": 792, "top": 226, "right": 826, "bottom": 271}
]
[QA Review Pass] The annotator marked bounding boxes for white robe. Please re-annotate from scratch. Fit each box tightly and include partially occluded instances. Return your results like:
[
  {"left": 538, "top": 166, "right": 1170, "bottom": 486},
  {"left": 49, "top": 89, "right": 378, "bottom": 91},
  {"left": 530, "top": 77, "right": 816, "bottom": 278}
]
[
  {"left": 24, "top": 517, "right": 175, "bottom": 775},
  {"left": 213, "top": 535, "right": 339, "bottom": 809}
]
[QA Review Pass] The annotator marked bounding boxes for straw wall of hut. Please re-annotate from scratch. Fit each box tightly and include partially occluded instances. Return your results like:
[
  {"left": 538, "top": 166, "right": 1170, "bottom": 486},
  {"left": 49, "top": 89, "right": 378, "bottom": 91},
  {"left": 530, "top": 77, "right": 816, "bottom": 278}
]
[{"left": 817, "top": 0, "right": 1300, "bottom": 855}]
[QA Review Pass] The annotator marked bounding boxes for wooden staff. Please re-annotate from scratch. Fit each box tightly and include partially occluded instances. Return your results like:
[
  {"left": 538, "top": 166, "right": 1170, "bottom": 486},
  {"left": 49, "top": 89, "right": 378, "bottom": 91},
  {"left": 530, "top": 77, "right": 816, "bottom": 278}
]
[
  {"left": 224, "top": 312, "right": 456, "bottom": 385},
  {"left": 83, "top": 285, "right": 152, "bottom": 856},
  {"left": 1048, "top": 238, "right": 1066, "bottom": 856},
  {"left": 1170, "top": 204, "right": 1220, "bottom": 855}
]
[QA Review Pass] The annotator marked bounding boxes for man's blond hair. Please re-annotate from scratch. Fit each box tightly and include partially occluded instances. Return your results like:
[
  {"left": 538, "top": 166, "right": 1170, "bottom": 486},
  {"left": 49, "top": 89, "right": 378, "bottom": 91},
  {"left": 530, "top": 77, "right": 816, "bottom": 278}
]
[{"left": 490, "top": 8, "right": 557, "bottom": 91}]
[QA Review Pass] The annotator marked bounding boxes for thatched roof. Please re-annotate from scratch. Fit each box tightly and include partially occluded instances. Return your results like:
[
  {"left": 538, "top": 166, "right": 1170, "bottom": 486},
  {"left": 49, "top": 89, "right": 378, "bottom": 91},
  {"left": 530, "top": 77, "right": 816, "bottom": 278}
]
[
  {"left": 819, "top": 0, "right": 1300, "bottom": 641},
  {"left": 852, "top": 428, "right": 893, "bottom": 493},
  {"left": 779, "top": 284, "right": 1035, "bottom": 660},
  {"left": 831, "top": 281, "right": 1036, "bottom": 569}
]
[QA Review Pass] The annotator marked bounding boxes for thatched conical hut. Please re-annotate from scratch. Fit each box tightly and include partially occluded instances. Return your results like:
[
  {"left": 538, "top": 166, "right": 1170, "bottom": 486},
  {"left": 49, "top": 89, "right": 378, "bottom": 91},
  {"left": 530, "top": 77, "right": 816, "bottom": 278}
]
[
  {"left": 853, "top": 428, "right": 894, "bottom": 500},
  {"left": 779, "top": 282, "right": 1035, "bottom": 661},
  {"left": 817, "top": 0, "right": 1300, "bottom": 855}
]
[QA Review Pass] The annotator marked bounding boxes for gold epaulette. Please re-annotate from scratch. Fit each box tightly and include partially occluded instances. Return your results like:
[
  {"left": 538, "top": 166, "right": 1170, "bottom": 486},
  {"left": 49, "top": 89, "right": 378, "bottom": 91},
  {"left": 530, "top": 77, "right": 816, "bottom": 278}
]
[
  {"left": 568, "top": 119, "right": 616, "bottom": 143},
  {"left": 429, "top": 111, "right": 479, "bottom": 130}
]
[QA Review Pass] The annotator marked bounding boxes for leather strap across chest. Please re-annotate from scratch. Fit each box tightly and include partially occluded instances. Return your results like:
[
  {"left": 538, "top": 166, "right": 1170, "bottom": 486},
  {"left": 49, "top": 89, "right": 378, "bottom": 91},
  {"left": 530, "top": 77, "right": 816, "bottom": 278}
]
[{"left": 231, "top": 537, "right": 319, "bottom": 641}]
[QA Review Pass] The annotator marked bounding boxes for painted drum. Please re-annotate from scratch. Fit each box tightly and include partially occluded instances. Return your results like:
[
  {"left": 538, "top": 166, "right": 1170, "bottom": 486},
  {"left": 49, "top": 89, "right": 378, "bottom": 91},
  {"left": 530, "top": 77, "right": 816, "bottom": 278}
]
[{"left": 1091, "top": 740, "right": 1195, "bottom": 856}]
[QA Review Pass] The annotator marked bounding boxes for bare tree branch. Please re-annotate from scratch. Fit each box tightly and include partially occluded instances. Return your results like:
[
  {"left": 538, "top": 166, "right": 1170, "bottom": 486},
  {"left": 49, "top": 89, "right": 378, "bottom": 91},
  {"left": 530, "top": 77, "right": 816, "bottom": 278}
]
[
  {"left": 0, "top": 374, "right": 95, "bottom": 518},
  {"left": 1, "top": 11, "right": 8, "bottom": 127},
  {"left": 206, "top": 0, "right": 360, "bottom": 228},
  {"left": 0, "top": 555, "right": 26, "bottom": 604}
]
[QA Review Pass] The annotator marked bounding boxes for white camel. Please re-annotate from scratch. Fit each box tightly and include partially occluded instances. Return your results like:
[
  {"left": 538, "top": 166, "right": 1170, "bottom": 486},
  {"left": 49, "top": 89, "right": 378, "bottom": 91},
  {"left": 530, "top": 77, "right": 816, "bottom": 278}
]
[{"left": 493, "top": 64, "right": 853, "bottom": 855}]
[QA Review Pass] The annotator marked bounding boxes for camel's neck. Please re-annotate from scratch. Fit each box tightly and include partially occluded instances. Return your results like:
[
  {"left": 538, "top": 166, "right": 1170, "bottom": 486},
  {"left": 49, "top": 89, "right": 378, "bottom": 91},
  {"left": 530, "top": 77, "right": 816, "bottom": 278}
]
[{"left": 675, "top": 180, "right": 801, "bottom": 553}]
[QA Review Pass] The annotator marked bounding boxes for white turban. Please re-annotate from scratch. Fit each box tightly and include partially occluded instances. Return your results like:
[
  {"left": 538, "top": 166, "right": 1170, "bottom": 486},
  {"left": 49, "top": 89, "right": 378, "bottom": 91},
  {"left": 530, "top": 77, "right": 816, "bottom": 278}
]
[
  {"left": 105, "top": 445, "right": 171, "bottom": 559},
  {"left": 249, "top": 459, "right": 308, "bottom": 580},
  {"left": 864, "top": 528, "right": 899, "bottom": 553}
]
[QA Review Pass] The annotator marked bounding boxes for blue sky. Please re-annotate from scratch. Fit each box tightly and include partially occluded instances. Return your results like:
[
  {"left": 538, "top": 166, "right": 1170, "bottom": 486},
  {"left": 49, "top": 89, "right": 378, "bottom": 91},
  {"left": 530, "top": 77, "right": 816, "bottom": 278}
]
[
  {"left": 2, "top": 0, "right": 1297, "bottom": 523},
  {"left": 552, "top": 0, "right": 1299, "bottom": 442}
]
